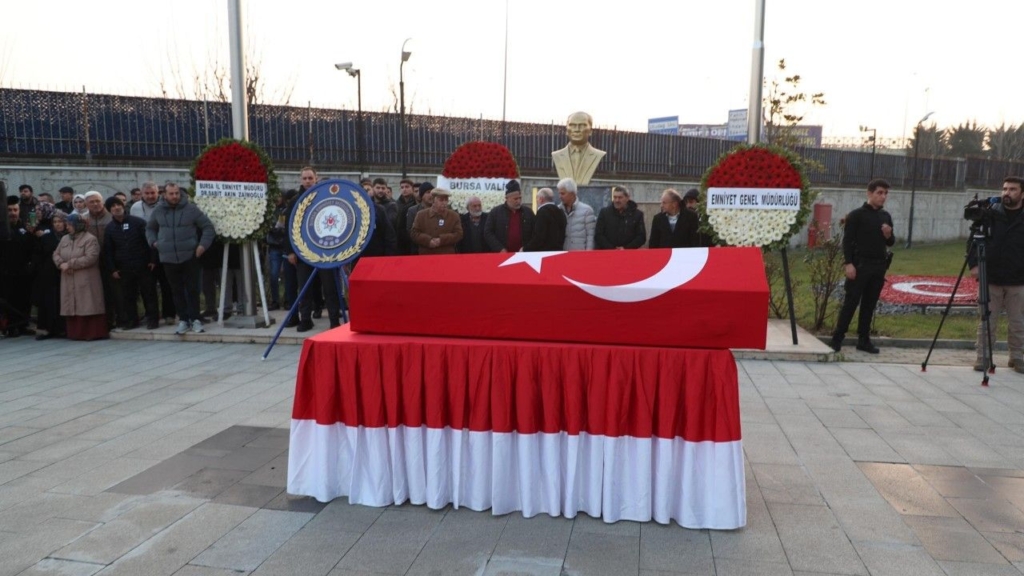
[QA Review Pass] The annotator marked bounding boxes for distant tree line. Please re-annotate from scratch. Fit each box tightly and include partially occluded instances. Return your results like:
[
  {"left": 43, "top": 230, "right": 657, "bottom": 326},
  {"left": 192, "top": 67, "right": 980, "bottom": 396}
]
[{"left": 908, "top": 121, "right": 1024, "bottom": 161}]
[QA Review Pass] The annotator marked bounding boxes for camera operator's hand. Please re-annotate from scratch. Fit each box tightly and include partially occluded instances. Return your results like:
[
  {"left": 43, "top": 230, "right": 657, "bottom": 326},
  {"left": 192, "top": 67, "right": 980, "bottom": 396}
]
[
  {"left": 970, "top": 266, "right": 979, "bottom": 279},
  {"left": 845, "top": 263, "right": 856, "bottom": 281},
  {"left": 881, "top": 223, "right": 892, "bottom": 239}
]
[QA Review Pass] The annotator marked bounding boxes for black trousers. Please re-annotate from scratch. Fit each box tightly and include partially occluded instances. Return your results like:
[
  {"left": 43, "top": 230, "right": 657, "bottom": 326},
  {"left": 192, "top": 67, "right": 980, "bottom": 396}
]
[
  {"left": 163, "top": 258, "right": 202, "bottom": 323},
  {"left": 154, "top": 263, "right": 177, "bottom": 320},
  {"left": 115, "top": 266, "right": 158, "bottom": 325},
  {"left": 833, "top": 263, "right": 886, "bottom": 341},
  {"left": 296, "top": 261, "right": 340, "bottom": 323}
]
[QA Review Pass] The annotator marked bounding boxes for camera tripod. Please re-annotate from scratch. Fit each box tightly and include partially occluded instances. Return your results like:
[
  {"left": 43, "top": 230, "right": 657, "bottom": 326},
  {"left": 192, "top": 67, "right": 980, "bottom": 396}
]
[{"left": 921, "top": 223, "right": 994, "bottom": 386}]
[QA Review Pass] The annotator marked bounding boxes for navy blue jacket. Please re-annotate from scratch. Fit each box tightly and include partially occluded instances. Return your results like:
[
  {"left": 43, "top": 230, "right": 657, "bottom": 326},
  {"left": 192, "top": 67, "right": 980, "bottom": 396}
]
[{"left": 105, "top": 215, "right": 156, "bottom": 271}]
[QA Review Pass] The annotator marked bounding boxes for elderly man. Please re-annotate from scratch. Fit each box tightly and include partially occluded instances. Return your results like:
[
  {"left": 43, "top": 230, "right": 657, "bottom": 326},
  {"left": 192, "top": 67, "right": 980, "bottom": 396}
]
[
  {"left": 557, "top": 178, "right": 596, "bottom": 251},
  {"left": 83, "top": 191, "right": 113, "bottom": 248},
  {"left": 524, "top": 188, "right": 567, "bottom": 252},
  {"left": 484, "top": 180, "right": 535, "bottom": 253},
  {"left": 649, "top": 189, "right": 700, "bottom": 249},
  {"left": 146, "top": 182, "right": 215, "bottom": 335},
  {"left": 411, "top": 188, "right": 463, "bottom": 255},
  {"left": 458, "top": 196, "right": 488, "bottom": 254},
  {"left": 595, "top": 185, "right": 646, "bottom": 250},
  {"left": 130, "top": 181, "right": 176, "bottom": 325}
]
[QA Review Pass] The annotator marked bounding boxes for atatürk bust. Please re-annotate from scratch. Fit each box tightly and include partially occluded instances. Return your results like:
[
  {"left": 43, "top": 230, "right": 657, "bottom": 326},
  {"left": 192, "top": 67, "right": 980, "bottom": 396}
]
[{"left": 551, "top": 111, "right": 606, "bottom": 186}]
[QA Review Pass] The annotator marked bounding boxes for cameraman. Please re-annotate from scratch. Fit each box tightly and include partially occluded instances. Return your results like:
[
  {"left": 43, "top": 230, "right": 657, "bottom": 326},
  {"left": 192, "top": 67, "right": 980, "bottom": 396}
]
[
  {"left": 829, "top": 179, "right": 894, "bottom": 354},
  {"left": 969, "top": 176, "right": 1024, "bottom": 373}
]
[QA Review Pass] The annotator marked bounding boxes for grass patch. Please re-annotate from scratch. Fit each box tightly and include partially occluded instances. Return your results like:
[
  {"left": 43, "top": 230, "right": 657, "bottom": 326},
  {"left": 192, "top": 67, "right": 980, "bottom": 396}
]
[{"left": 776, "top": 238, "right": 995, "bottom": 341}]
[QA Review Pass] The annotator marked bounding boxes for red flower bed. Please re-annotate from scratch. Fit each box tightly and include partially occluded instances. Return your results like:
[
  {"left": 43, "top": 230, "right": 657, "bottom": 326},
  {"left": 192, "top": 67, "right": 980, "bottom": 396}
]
[
  {"left": 880, "top": 275, "right": 978, "bottom": 306},
  {"left": 194, "top": 141, "right": 268, "bottom": 183},
  {"left": 442, "top": 141, "right": 519, "bottom": 179}
]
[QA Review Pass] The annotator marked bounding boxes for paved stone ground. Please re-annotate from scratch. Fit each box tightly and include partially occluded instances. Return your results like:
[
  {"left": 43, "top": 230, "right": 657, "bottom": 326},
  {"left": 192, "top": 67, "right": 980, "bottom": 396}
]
[{"left": 1, "top": 338, "right": 1023, "bottom": 576}]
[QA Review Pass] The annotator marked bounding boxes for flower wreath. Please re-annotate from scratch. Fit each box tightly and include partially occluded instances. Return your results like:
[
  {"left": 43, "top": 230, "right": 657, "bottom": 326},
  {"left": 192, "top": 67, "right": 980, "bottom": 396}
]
[
  {"left": 189, "top": 138, "right": 281, "bottom": 244},
  {"left": 698, "top": 143, "right": 816, "bottom": 249},
  {"left": 440, "top": 141, "right": 520, "bottom": 213}
]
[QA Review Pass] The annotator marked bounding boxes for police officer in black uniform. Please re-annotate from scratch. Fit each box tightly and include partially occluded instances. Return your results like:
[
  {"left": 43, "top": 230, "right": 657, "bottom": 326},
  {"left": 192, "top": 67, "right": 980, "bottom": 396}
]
[{"left": 829, "top": 179, "right": 895, "bottom": 353}]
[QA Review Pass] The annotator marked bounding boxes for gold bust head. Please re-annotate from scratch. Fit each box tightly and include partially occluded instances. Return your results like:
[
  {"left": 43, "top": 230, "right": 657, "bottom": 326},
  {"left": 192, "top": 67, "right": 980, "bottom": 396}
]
[{"left": 566, "top": 112, "right": 593, "bottom": 147}]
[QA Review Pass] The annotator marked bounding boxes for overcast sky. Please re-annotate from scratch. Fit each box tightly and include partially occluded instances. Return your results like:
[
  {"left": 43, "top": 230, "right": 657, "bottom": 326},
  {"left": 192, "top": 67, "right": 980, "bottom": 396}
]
[{"left": 2, "top": 0, "right": 1019, "bottom": 142}]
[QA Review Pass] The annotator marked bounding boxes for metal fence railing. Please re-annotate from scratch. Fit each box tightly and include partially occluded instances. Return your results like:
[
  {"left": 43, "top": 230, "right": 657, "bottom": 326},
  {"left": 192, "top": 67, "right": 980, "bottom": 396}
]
[{"left": 4, "top": 88, "right": 1024, "bottom": 189}]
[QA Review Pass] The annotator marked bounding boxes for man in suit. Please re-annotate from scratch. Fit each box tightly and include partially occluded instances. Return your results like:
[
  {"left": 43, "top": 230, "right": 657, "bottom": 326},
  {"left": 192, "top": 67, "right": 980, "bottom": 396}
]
[
  {"left": 524, "top": 188, "right": 567, "bottom": 252},
  {"left": 551, "top": 111, "right": 606, "bottom": 186}
]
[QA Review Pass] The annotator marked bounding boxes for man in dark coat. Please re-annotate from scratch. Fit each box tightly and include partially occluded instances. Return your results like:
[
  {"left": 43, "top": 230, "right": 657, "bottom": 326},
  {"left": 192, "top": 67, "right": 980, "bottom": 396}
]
[
  {"left": 595, "top": 185, "right": 646, "bottom": 249},
  {"left": 1, "top": 196, "right": 36, "bottom": 336},
  {"left": 458, "top": 196, "right": 488, "bottom": 254},
  {"left": 649, "top": 189, "right": 699, "bottom": 248},
  {"left": 405, "top": 183, "right": 434, "bottom": 256},
  {"left": 104, "top": 197, "right": 158, "bottom": 330},
  {"left": 524, "top": 188, "right": 567, "bottom": 252},
  {"left": 394, "top": 178, "right": 419, "bottom": 255},
  {"left": 484, "top": 180, "right": 535, "bottom": 252}
]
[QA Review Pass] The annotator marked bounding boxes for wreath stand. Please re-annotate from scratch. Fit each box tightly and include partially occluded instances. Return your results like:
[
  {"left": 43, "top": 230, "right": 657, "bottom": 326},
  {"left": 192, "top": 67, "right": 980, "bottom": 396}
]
[
  {"left": 218, "top": 241, "right": 271, "bottom": 329},
  {"left": 262, "top": 264, "right": 349, "bottom": 360}
]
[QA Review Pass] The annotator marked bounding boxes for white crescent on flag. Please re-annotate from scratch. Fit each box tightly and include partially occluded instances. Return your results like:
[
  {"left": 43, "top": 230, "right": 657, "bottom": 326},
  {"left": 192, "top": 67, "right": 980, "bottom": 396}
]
[{"left": 563, "top": 248, "right": 709, "bottom": 303}]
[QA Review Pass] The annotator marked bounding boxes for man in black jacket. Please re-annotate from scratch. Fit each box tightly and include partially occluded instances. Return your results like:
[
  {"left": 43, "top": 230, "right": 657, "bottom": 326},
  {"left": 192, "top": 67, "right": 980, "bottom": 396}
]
[
  {"left": 394, "top": 179, "right": 419, "bottom": 255},
  {"left": 970, "top": 176, "right": 1024, "bottom": 372},
  {"left": 649, "top": 189, "right": 699, "bottom": 248},
  {"left": 829, "top": 179, "right": 895, "bottom": 354},
  {"left": 458, "top": 196, "right": 488, "bottom": 254},
  {"left": 524, "top": 188, "right": 566, "bottom": 252},
  {"left": 105, "top": 197, "right": 159, "bottom": 330},
  {"left": 595, "top": 185, "right": 646, "bottom": 249},
  {"left": 484, "top": 180, "right": 535, "bottom": 252},
  {"left": 2, "top": 195, "right": 36, "bottom": 337}
]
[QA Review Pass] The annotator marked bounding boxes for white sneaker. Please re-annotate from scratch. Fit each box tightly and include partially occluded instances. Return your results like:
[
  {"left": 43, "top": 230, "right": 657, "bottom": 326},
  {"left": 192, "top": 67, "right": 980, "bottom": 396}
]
[
  {"left": 191, "top": 320, "right": 204, "bottom": 333},
  {"left": 175, "top": 321, "right": 189, "bottom": 335}
]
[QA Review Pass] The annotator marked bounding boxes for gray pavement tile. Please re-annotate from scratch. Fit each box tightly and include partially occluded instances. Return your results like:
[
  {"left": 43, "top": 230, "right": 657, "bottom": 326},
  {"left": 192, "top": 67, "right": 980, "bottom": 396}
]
[
  {"left": 913, "top": 465, "right": 1001, "bottom": 499},
  {"left": 750, "top": 463, "right": 824, "bottom": 506},
  {"left": 979, "top": 475, "right": 1024, "bottom": 510},
  {"left": 563, "top": 530, "right": 640, "bottom": 576},
  {"left": 304, "top": 499, "right": 384, "bottom": 534},
  {"left": 972, "top": 468, "right": 1024, "bottom": 478},
  {"left": 0, "top": 517, "right": 101, "bottom": 576},
  {"left": 200, "top": 447, "right": 283, "bottom": 473},
  {"left": 263, "top": 492, "right": 327, "bottom": 514},
  {"left": 0, "top": 427, "right": 43, "bottom": 446},
  {"left": 571, "top": 512, "right": 641, "bottom": 537},
  {"left": 903, "top": 515, "right": 1007, "bottom": 564},
  {"left": 858, "top": 462, "right": 959, "bottom": 517},
  {"left": 17, "top": 558, "right": 105, "bottom": 576},
  {"left": 192, "top": 509, "right": 314, "bottom": 572},
  {"left": 0, "top": 458, "right": 49, "bottom": 485},
  {"left": 983, "top": 532, "right": 1024, "bottom": 563},
  {"left": 250, "top": 526, "right": 358, "bottom": 576},
  {"left": 406, "top": 508, "right": 508, "bottom": 576},
  {"left": 710, "top": 472, "right": 788, "bottom": 564},
  {"left": 948, "top": 497, "right": 1024, "bottom": 534},
  {"left": 811, "top": 408, "right": 870, "bottom": 429},
  {"left": 105, "top": 453, "right": 208, "bottom": 495},
  {"left": 639, "top": 524, "right": 713, "bottom": 574},
  {"left": 96, "top": 503, "right": 257, "bottom": 576},
  {"left": 831, "top": 428, "right": 906, "bottom": 463},
  {"left": 52, "top": 495, "right": 206, "bottom": 564},
  {"left": 767, "top": 502, "right": 867, "bottom": 576},
  {"left": 491, "top": 513, "right": 573, "bottom": 566},
  {"left": 887, "top": 400, "right": 958, "bottom": 428},
  {"left": 333, "top": 508, "right": 444, "bottom": 575},
  {"left": 877, "top": 433, "right": 961, "bottom": 466},
  {"left": 741, "top": 422, "right": 800, "bottom": 466},
  {"left": 826, "top": 496, "right": 921, "bottom": 546},
  {"left": 50, "top": 457, "right": 161, "bottom": 496},
  {"left": 174, "top": 566, "right": 252, "bottom": 576},
  {"left": 210, "top": 483, "right": 283, "bottom": 509},
  {"left": 713, "top": 559, "right": 793, "bottom": 576},
  {"left": 778, "top": 417, "right": 849, "bottom": 459},
  {"left": 237, "top": 453, "right": 288, "bottom": 487},
  {"left": 801, "top": 457, "right": 881, "bottom": 501},
  {"left": 936, "top": 561, "right": 1022, "bottom": 575},
  {"left": 851, "top": 405, "right": 914, "bottom": 431},
  {"left": 482, "top": 557, "right": 562, "bottom": 576},
  {"left": 171, "top": 468, "right": 249, "bottom": 499},
  {"left": 852, "top": 542, "right": 945, "bottom": 576}
]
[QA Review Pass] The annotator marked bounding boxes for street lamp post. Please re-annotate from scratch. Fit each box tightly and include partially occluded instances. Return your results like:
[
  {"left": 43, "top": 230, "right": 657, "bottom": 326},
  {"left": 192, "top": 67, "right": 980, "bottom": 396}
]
[
  {"left": 399, "top": 38, "right": 412, "bottom": 178},
  {"left": 334, "top": 62, "right": 363, "bottom": 173},
  {"left": 860, "top": 125, "right": 877, "bottom": 179},
  {"left": 906, "top": 111, "right": 934, "bottom": 249}
]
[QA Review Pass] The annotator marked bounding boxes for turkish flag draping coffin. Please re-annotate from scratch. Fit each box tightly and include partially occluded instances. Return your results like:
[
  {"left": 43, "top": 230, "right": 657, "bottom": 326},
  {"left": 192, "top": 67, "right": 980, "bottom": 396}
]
[{"left": 349, "top": 247, "right": 768, "bottom": 349}]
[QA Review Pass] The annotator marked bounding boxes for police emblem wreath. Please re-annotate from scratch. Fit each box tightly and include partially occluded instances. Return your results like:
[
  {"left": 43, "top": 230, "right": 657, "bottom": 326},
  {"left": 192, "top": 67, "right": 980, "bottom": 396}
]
[
  {"left": 289, "top": 179, "right": 374, "bottom": 267},
  {"left": 190, "top": 138, "right": 281, "bottom": 243},
  {"left": 698, "top": 144, "right": 816, "bottom": 249}
]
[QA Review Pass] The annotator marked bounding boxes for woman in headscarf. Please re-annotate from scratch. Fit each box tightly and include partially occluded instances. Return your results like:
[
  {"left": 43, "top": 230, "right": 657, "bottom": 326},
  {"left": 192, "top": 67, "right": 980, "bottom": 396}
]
[
  {"left": 31, "top": 203, "right": 67, "bottom": 340},
  {"left": 72, "top": 194, "right": 88, "bottom": 217},
  {"left": 52, "top": 213, "right": 108, "bottom": 340}
]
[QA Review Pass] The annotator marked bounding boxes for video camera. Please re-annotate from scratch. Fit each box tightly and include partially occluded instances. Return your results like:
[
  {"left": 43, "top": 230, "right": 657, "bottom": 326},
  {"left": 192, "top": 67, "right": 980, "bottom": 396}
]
[{"left": 964, "top": 194, "right": 1001, "bottom": 223}]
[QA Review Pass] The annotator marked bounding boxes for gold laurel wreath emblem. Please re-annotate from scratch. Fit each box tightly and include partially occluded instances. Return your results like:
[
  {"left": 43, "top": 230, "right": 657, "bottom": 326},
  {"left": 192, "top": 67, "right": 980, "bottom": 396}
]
[{"left": 290, "top": 189, "right": 371, "bottom": 265}]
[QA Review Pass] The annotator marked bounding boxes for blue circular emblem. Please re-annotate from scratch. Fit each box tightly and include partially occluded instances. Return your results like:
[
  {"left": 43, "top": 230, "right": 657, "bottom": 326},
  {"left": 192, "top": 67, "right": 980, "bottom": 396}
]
[{"left": 289, "top": 179, "right": 375, "bottom": 268}]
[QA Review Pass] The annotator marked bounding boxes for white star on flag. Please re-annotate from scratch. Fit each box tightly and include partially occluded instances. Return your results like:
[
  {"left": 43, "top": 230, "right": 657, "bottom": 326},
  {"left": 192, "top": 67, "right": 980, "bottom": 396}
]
[{"left": 499, "top": 251, "right": 567, "bottom": 273}]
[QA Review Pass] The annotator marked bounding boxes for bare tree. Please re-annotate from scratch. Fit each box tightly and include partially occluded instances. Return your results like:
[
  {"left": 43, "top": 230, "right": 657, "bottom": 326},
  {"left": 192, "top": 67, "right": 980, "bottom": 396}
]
[{"left": 763, "top": 59, "right": 826, "bottom": 149}]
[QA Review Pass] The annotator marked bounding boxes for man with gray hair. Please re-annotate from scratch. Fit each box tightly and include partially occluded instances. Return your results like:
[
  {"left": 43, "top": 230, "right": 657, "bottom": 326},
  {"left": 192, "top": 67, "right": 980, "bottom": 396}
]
[
  {"left": 557, "top": 177, "right": 596, "bottom": 251},
  {"left": 524, "top": 187, "right": 567, "bottom": 252},
  {"left": 458, "top": 195, "right": 488, "bottom": 254},
  {"left": 130, "top": 181, "right": 176, "bottom": 325}
]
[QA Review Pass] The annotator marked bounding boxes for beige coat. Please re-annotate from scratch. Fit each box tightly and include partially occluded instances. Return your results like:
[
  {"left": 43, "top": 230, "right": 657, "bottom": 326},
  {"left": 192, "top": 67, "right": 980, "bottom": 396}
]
[
  {"left": 412, "top": 207, "right": 464, "bottom": 255},
  {"left": 53, "top": 232, "right": 105, "bottom": 317}
]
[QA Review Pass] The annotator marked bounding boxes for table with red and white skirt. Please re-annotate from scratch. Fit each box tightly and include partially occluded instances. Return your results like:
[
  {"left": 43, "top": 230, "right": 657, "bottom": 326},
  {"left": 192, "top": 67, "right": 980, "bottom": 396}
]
[{"left": 287, "top": 325, "right": 746, "bottom": 529}]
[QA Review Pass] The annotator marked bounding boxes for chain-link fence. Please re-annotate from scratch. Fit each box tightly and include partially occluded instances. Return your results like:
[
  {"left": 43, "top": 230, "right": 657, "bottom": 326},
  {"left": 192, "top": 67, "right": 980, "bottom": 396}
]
[{"left": 3, "top": 88, "right": 1023, "bottom": 189}]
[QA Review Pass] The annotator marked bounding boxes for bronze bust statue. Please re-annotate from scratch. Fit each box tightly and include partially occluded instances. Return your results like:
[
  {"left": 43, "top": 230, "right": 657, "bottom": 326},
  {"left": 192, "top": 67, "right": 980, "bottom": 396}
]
[{"left": 551, "top": 111, "right": 606, "bottom": 186}]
